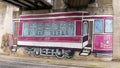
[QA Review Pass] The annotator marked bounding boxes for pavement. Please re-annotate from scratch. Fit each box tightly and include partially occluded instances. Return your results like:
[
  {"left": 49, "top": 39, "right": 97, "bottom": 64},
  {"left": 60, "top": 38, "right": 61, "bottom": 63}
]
[
  {"left": 0, "top": 49, "right": 119, "bottom": 68},
  {"left": 0, "top": 58, "right": 90, "bottom": 68},
  {"left": 0, "top": 54, "right": 119, "bottom": 68}
]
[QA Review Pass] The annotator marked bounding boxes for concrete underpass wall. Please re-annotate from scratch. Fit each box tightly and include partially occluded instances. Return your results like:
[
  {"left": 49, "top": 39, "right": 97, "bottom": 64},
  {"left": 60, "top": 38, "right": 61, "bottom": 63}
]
[
  {"left": 22, "top": 10, "right": 50, "bottom": 15},
  {"left": 0, "top": 3, "right": 7, "bottom": 46},
  {"left": 87, "top": 0, "right": 113, "bottom": 15},
  {"left": 2, "top": 0, "right": 120, "bottom": 60},
  {"left": 0, "top": 3, "right": 18, "bottom": 47},
  {"left": 113, "top": 0, "right": 120, "bottom": 59},
  {"left": 12, "top": 0, "right": 114, "bottom": 60}
]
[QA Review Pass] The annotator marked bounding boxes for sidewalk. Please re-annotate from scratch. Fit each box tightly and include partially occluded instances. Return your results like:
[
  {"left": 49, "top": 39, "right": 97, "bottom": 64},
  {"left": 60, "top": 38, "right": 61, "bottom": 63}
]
[{"left": 0, "top": 54, "right": 119, "bottom": 68}]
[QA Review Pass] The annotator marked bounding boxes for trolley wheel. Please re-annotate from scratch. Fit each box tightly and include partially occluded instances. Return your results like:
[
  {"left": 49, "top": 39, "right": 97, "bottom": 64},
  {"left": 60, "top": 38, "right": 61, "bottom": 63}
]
[
  {"left": 24, "top": 47, "right": 34, "bottom": 54},
  {"left": 65, "top": 50, "right": 74, "bottom": 59},
  {"left": 55, "top": 49, "right": 64, "bottom": 59},
  {"left": 33, "top": 48, "right": 41, "bottom": 58}
]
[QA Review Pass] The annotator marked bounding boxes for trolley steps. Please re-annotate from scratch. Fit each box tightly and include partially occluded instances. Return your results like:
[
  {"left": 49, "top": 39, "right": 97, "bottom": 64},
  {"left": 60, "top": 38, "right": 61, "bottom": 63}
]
[{"left": 80, "top": 47, "right": 91, "bottom": 56}]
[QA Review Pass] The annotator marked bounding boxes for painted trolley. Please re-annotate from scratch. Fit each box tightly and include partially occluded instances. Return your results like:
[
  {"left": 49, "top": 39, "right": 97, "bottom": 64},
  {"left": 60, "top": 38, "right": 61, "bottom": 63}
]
[
  {"left": 12, "top": 11, "right": 90, "bottom": 58},
  {"left": 11, "top": 12, "right": 113, "bottom": 58}
]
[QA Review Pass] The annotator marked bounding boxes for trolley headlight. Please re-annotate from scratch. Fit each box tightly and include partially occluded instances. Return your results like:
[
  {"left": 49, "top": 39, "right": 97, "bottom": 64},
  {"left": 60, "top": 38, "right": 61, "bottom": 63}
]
[{"left": 106, "top": 40, "right": 109, "bottom": 45}]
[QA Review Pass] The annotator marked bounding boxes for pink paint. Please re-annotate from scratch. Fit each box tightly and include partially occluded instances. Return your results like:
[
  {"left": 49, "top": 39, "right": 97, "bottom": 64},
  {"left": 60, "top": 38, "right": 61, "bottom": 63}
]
[
  {"left": 18, "top": 17, "right": 83, "bottom": 43},
  {"left": 19, "top": 18, "right": 82, "bottom": 36},
  {"left": 84, "top": 13, "right": 89, "bottom": 15},
  {"left": 19, "top": 22, "right": 23, "bottom": 36},
  {"left": 93, "top": 34, "right": 112, "bottom": 51},
  {"left": 9, "top": 34, "right": 13, "bottom": 48},
  {"left": 20, "top": 18, "right": 82, "bottom": 23},
  {"left": 20, "top": 17, "right": 82, "bottom": 21},
  {"left": 83, "top": 16, "right": 113, "bottom": 20},
  {"left": 76, "top": 21, "right": 82, "bottom": 36},
  {"left": 18, "top": 37, "right": 81, "bottom": 43},
  {"left": 18, "top": 12, "right": 88, "bottom": 47}
]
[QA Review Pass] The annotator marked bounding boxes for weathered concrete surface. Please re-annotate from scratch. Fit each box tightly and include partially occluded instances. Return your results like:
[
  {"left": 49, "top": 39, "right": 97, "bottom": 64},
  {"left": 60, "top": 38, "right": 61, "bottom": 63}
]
[
  {"left": 0, "top": 3, "right": 18, "bottom": 47},
  {"left": 87, "top": 0, "right": 113, "bottom": 15},
  {"left": 0, "top": 3, "right": 7, "bottom": 46},
  {"left": 0, "top": 0, "right": 118, "bottom": 61},
  {"left": 22, "top": 10, "right": 50, "bottom": 15},
  {"left": 113, "top": 0, "right": 120, "bottom": 59}
]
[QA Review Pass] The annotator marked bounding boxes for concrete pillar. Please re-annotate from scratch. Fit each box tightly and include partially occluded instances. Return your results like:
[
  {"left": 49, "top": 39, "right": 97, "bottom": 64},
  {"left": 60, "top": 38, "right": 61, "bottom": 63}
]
[
  {"left": 113, "top": 0, "right": 120, "bottom": 59},
  {"left": 0, "top": 3, "right": 7, "bottom": 46},
  {"left": 0, "top": 3, "right": 17, "bottom": 47}
]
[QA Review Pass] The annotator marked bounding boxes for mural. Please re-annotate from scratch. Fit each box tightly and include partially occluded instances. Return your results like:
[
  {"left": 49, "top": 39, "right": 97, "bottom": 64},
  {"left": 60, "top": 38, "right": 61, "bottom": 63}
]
[{"left": 11, "top": 12, "right": 113, "bottom": 59}]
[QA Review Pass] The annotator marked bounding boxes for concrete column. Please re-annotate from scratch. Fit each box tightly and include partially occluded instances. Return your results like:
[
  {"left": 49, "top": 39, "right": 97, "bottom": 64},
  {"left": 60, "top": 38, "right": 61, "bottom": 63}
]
[
  {"left": 113, "top": 0, "right": 120, "bottom": 59},
  {"left": 0, "top": 3, "right": 16, "bottom": 47},
  {"left": 0, "top": 3, "right": 7, "bottom": 46}
]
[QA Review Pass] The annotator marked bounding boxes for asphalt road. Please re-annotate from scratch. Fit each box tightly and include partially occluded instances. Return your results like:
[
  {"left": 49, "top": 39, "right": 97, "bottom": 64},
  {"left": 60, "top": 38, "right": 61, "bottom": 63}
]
[{"left": 0, "top": 58, "right": 93, "bottom": 68}]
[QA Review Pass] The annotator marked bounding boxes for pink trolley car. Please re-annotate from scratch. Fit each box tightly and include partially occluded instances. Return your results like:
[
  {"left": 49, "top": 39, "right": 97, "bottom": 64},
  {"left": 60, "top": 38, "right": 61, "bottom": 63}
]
[
  {"left": 11, "top": 11, "right": 113, "bottom": 58},
  {"left": 12, "top": 11, "right": 91, "bottom": 58}
]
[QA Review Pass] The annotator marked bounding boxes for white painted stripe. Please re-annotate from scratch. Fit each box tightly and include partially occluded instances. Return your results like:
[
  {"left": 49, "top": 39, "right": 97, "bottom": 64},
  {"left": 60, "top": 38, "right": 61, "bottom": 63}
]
[
  {"left": 17, "top": 41, "right": 83, "bottom": 49},
  {"left": 82, "top": 41, "right": 88, "bottom": 47},
  {"left": 20, "top": 16, "right": 83, "bottom": 20}
]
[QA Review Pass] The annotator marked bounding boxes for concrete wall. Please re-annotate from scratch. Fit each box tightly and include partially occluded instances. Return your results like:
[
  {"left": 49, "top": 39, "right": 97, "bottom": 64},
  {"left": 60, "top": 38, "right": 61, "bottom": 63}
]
[
  {"left": 113, "top": 0, "right": 120, "bottom": 59},
  {"left": 22, "top": 10, "right": 50, "bottom": 15},
  {"left": 87, "top": 0, "right": 113, "bottom": 15},
  {"left": 0, "top": 3, "right": 18, "bottom": 47},
  {"left": 0, "top": 3, "right": 7, "bottom": 45},
  {"left": 2, "top": 0, "right": 120, "bottom": 60}
]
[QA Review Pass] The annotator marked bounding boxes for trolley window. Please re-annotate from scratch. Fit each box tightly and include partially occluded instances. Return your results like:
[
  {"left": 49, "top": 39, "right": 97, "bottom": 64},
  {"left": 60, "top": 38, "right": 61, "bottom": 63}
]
[
  {"left": 44, "top": 23, "right": 51, "bottom": 36},
  {"left": 29, "top": 23, "right": 37, "bottom": 36},
  {"left": 52, "top": 23, "right": 59, "bottom": 36},
  {"left": 23, "top": 23, "right": 29, "bottom": 36},
  {"left": 60, "top": 22, "right": 66, "bottom": 36},
  {"left": 22, "top": 21, "right": 75, "bottom": 37},
  {"left": 94, "top": 20, "right": 103, "bottom": 34},
  {"left": 105, "top": 19, "right": 113, "bottom": 33},
  {"left": 83, "top": 21, "right": 88, "bottom": 35},
  {"left": 68, "top": 21, "right": 74, "bottom": 36},
  {"left": 38, "top": 23, "right": 43, "bottom": 36}
]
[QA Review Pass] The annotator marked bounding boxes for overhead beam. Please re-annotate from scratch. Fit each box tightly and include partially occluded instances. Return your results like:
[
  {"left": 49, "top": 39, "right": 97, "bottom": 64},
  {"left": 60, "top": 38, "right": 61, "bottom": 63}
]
[
  {"left": 13, "top": 0, "right": 31, "bottom": 8},
  {"left": 3, "top": 0, "right": 22, "bottom": 8},
  {"left": 63, "top": 0, "right": 91, "bottom": 8},
  {"left": 23, "top": 0, "right": 39, "bottom": 7},
  {"left": 2, "top": 0, "right": 52, "bottom": 10},
  {"left": 24, "top": 0, "right": 52, "bottom": 10},
  {"left": 7, "top": 0, "right": 27, "bottom": 8},
  {"left": 17, "top": 0, "right": 35, "bottom": 7},
  {"left": 36, "top": 0, "right": 48, "bottom": 7},
  {"left": 41, "top": 0, "right": 52, "bottom": 6}
]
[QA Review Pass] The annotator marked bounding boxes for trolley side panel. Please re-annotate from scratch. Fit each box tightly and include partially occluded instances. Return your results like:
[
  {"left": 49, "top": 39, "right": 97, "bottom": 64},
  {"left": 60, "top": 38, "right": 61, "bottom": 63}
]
[{"left": 93, "top": 34, "right": 112, "bottom": 52}]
